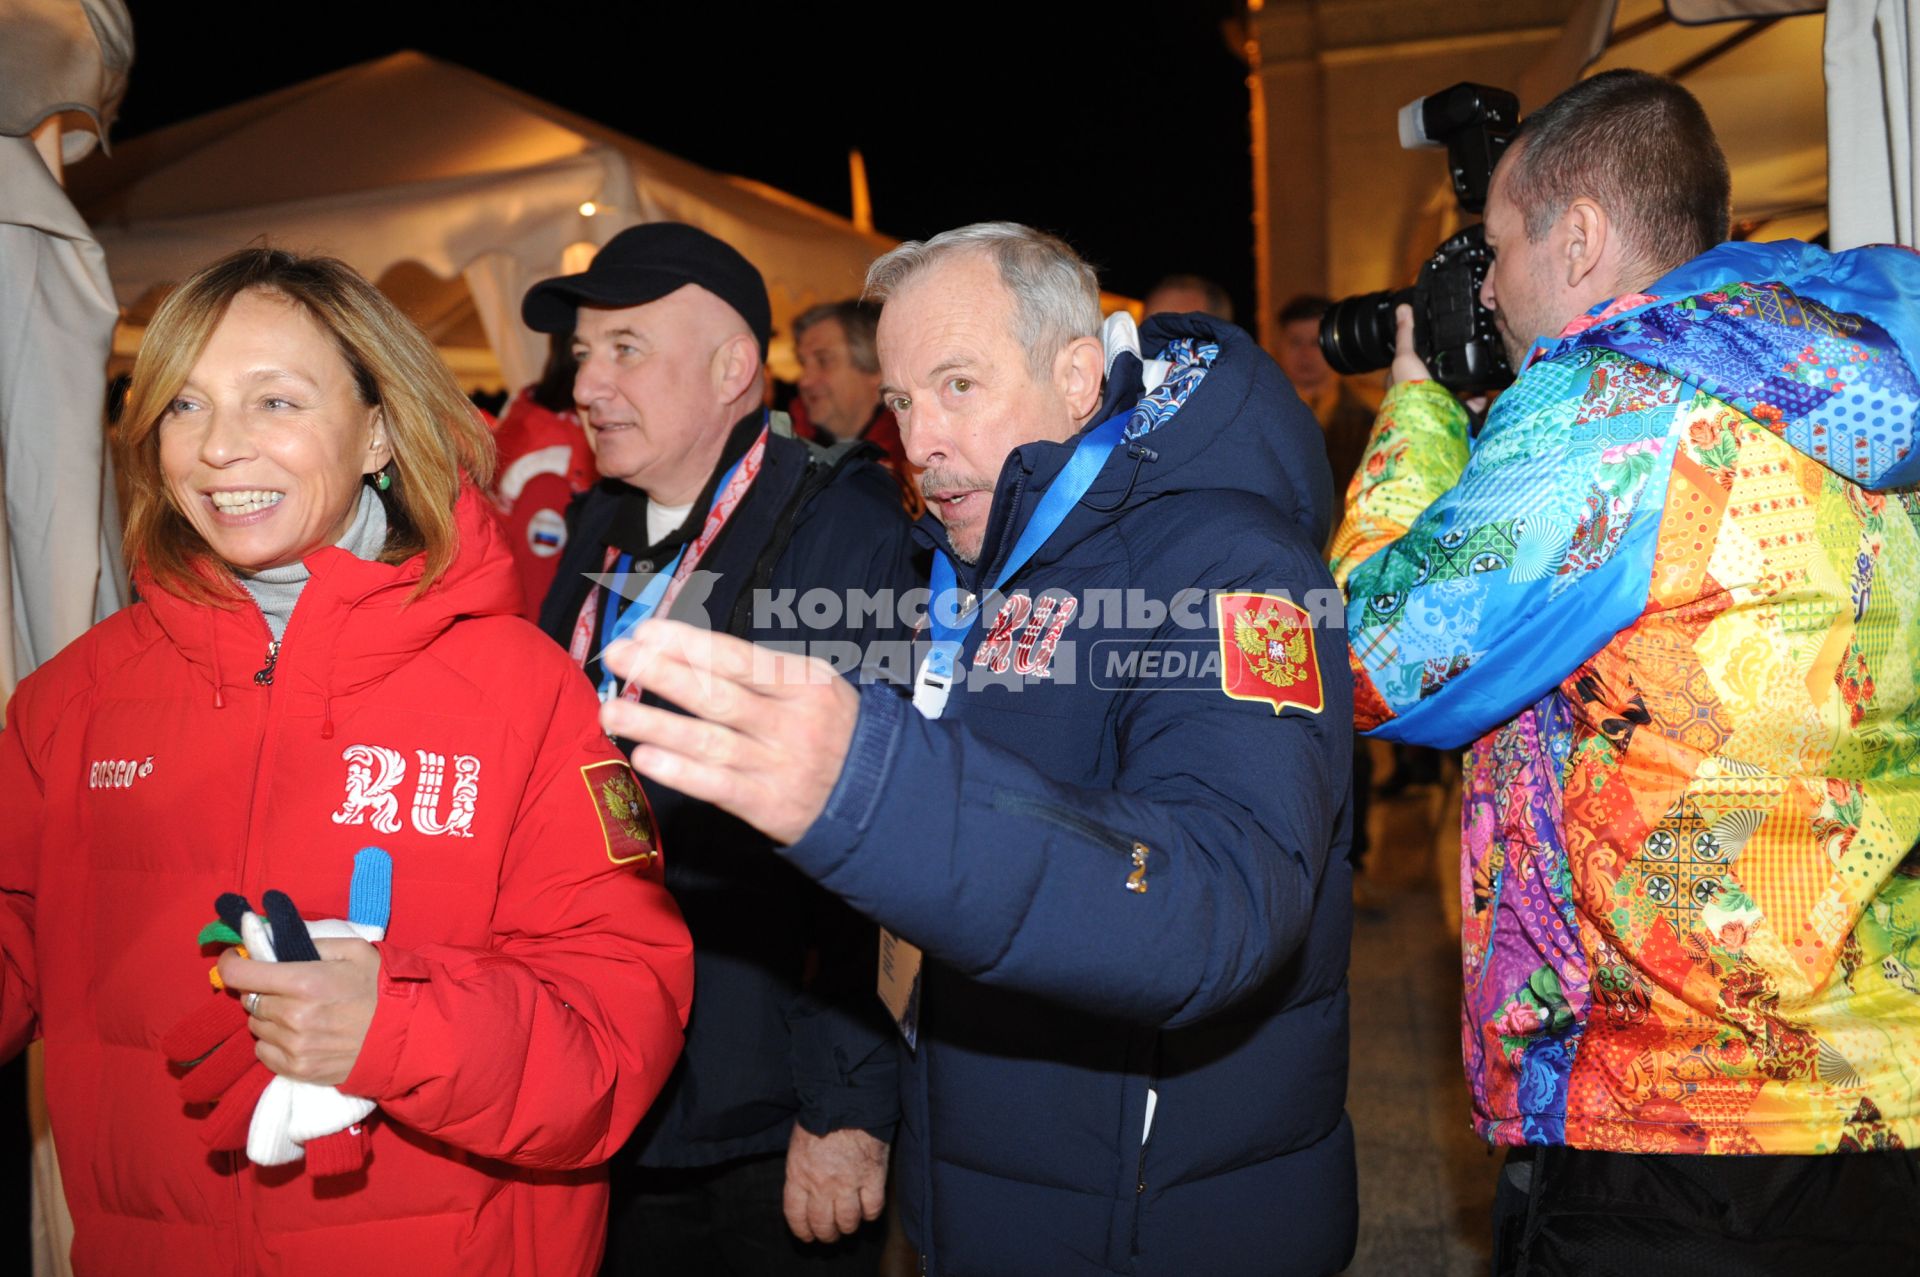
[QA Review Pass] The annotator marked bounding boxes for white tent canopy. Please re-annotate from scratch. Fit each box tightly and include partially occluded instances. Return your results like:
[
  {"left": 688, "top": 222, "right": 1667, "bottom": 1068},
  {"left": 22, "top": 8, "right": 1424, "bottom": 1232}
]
[
  {"left": 1827, "top": 0, "right": 1918, "bottom": 249},
  {"left": 1250, "top": 0, "right": 1833, "bottom": 338},
  {"left": 1547, "top": 0, "right": 1828, "bottom": 242},
  {"left": 1456, "top": 0, "right": 1830, "bottom": 275},
  {"left": 71, "top": 51, "right": 897, "bottom": 390}
]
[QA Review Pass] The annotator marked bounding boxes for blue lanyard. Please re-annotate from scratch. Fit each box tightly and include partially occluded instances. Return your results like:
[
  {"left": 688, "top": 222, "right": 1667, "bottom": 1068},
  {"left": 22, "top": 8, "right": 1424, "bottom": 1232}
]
[
  {"left": 925, "top": 411, "right": 1127, "bottom": 666},
  {"left": 596, "top": 447, "right": 752, "bottom": 699},
  {"left": 596, "top": 545, "right": 685, "bottom": 689}
]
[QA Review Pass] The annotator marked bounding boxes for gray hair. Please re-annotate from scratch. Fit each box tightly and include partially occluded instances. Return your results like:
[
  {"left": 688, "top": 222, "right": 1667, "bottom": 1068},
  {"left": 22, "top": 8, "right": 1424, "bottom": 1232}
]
[
  {"left": 792, "top": 299, "right": 881, "bottom": 374},
  {"left": 864, "top": 222, "right": 1102, "bottom": 376}
]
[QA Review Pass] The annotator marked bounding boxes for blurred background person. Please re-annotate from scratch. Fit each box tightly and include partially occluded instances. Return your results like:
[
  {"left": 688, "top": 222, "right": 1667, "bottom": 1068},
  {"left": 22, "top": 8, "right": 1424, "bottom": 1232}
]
[
  {"left": 1141, "top": 271, "right": 1234, "bottom": 322},
  {"left": 792, "top": 299, "right": 920, "bottom": 516},
  {"left": 488, "top": 331, "right": 597, "bottom": 620},
  {"left": 0, "top": 247, "right": 693, "bottom": 1276},
  {"left": 1273, "top": 294, "right": 1378, "bottom": 501},
  {"left": 1277, "top": 293, "right": 1436, "bottom": 836}
]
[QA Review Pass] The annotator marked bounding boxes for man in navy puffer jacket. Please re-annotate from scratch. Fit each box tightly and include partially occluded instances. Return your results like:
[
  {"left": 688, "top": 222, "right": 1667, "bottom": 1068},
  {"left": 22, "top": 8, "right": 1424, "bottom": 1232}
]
[{"left": 600, "top": 222, "right": 1358, "bottom": 1276}]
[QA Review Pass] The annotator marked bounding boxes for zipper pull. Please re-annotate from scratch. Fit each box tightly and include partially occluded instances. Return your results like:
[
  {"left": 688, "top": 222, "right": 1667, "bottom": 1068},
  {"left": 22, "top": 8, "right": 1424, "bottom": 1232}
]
[
  {"left": 254, "top": 639, "right": 281, "bottom": 686},
  {"left": 1126, "top": 842, "right": 1150, "bottom": 893}
]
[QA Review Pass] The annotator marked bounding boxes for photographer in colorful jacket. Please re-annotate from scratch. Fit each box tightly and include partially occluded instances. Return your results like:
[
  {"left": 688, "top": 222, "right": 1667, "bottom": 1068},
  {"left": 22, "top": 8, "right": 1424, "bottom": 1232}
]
[
  {"left": 0, "top": 247, "right": 693, "bottom": 1276},
  {"left": 1331, "top": 69, "right": 1920, "bottom": 1273}
]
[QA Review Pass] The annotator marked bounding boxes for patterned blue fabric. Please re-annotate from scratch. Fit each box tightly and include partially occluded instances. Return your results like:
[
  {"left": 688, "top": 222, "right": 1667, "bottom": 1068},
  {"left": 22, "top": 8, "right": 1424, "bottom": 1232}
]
[
  {"left": 1347, "top": 240, "right": 1920, "bottom": 749},
  {"left": 1126, "top": 338, "right": 1219, "bottom": 440},
  {"left": 1547, "top": 241, "right": 1920, "bottom": 490},
  {"left": 1344, "top": 349, "right": 1678, "bottom": 749}
]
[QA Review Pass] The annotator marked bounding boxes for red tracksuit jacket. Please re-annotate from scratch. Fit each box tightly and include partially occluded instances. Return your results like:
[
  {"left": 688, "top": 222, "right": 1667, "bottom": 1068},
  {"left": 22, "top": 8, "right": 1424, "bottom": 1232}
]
[
  {"left": 489, "top": 388, "right": 596, "bottom": 622},
  {"left": 0, "top": 489, "right": 693, "bottom": 1276}
]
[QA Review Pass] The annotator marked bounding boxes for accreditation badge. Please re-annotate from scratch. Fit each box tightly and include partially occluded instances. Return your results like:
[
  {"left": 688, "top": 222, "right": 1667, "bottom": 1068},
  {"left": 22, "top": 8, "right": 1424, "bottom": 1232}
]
[
  {"left": 1215, "top": 591, "right": 1325, "bottom": 715},
  {"left": 877, "top": 928, "right": 923, "bottom": 1049}
]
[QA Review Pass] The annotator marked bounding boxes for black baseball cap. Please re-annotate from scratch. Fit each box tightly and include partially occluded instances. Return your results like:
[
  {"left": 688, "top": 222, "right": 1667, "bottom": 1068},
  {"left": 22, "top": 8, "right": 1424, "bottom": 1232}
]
[{"left": 522, "top": 222, "right": 772, "bottom": 355}]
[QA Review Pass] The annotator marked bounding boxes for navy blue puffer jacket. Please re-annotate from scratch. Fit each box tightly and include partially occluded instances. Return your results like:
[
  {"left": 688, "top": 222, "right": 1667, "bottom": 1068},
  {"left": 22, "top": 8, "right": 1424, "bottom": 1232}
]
[{"left": 782, "top": 314, "right": 1358, "bottom": 1276}]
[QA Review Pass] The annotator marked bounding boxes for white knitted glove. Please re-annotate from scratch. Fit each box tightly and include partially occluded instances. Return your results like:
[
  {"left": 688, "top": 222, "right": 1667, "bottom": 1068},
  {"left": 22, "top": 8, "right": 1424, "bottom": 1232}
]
[{"left": 240, "top": 913, "right": 384, "bottom": 1168}]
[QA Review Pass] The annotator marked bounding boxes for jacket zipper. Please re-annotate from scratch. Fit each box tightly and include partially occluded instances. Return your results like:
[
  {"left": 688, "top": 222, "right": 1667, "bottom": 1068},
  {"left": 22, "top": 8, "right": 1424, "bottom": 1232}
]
[
  {"left": 1131, "top": 1136, "right": 1151, "bottom": 1253},
  {"left": 253, "top": 639, "right": 280, "bottom": 686},
  {"left": 992, "top": 788, "right": 1159, "bottom": 1258},
  {"left": 990, "top": 790, "right": 1151, "bottom": 892},
  {"left": 1130, "top": 1034, "right": 1160, "bottom": 1256},
  {"left": 236, "top": 615, "right": 282, "bottom": 1265},
  {"left": 977, "top": 469, "right": 1029, "bottom": 592},
  {"left": 238, "top": 609, "right": 283, "bottom": 892}
]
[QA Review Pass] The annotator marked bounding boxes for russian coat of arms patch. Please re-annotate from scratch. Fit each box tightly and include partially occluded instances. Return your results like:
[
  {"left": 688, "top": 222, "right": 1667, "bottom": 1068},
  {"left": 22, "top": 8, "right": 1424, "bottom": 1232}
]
[
  {"left": 581, "top": 760, "right": 660, "bottom": 866},
  {"left": 1215, "top": 592, "right": 1324, "bottom": 715}
]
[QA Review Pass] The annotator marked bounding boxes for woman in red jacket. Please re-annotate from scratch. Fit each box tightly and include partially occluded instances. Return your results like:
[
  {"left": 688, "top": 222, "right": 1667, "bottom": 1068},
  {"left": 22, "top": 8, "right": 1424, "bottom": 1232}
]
[{"left": 0, "top": 248, "right": 694, "bottom": 1276}]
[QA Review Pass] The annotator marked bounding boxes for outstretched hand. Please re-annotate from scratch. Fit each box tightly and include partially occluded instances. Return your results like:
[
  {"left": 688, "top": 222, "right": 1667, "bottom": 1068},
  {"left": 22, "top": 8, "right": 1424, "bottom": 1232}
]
[{"left": 598, "top": 620, "right": 859, "bottom": 847}]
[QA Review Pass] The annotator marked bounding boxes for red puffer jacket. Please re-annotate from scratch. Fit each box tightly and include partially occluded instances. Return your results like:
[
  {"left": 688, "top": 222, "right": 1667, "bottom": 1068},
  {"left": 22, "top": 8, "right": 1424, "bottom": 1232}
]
[{"left": 0, "top": 488, "right": 693, "bottom": 1276}]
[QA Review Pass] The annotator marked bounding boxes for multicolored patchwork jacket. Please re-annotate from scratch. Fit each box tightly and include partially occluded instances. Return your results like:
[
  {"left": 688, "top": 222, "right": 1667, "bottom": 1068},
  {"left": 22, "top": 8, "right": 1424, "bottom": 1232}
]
[{"left": 1331, "top": 240, "right": 1920, "bottom": 1155}]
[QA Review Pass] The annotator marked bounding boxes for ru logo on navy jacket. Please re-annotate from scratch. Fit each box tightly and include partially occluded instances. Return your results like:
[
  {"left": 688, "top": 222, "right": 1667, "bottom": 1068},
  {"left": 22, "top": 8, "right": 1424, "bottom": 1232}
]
[{"left": 781, "top": 313, "right": 1359, "bottom": 1276}]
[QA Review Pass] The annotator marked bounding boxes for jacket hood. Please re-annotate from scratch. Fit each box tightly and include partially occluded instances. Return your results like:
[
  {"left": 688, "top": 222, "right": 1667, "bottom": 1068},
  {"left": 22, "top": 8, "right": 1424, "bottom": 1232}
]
[
  {"left": 927, "top": 312, "right": 1333, "bottom": 587},
  {"left": 1547, "top": 239, "right": 1920, "bottom": 491},
  {"left": 139, "top": 485, "right": 523, "bottom": 714}
]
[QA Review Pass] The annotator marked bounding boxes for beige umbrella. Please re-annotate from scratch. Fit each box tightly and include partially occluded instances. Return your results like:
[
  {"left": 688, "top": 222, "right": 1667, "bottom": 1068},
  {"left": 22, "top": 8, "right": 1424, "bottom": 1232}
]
[{"left": 71, "top": 51, "right": 901, "bottom": 392}]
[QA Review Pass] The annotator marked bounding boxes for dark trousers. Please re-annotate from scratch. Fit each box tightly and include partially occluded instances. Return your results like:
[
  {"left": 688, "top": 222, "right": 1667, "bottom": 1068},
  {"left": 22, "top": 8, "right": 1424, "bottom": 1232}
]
[
  {"left": 603, "top": 1152, "right": 886, "bottom": 1277},
  {"left": 1491, "top": 1144, "right": 1920, "bottom": 1277}
]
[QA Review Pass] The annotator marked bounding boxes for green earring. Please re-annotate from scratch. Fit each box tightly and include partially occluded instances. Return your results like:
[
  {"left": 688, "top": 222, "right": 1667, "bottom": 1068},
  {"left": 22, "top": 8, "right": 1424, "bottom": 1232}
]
[{"left": 375, "top": 468, "right": 392, "bottom": 492}]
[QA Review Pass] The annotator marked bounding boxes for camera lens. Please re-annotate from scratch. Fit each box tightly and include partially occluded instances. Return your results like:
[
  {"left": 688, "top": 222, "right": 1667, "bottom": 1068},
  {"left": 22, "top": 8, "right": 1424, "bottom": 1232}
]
[{"left": 1319, "top": 289, "right": 1411, "bottom": 376}]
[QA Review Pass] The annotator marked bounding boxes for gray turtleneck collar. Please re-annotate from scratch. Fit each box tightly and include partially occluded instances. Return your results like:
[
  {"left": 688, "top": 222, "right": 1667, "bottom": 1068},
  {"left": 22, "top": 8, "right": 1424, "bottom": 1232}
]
[{"left": 237, "top": 485, "right": 391, "bottom": 640}]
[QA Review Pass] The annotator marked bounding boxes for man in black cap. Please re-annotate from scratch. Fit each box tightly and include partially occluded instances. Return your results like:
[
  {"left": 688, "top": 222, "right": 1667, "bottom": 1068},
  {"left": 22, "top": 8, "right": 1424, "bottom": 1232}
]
[{"left": 524, "top": 222, "right": 918, "bottom": 1275}]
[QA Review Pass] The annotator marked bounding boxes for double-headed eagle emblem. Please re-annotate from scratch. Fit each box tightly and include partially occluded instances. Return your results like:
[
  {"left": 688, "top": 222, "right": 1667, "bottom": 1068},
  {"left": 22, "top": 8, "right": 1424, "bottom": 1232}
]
[
  {"left": 602, "top": 772, "right": 655, "bottom": 846},
  {"left": 1216, "top": 591, "right": 1322, "bottom": 714},
  {"left": 583, "top": 760, "right": 659, "bottom": 865},
  {"left": 1233, "top": 604, "right": 1310, "bottom": 689}
]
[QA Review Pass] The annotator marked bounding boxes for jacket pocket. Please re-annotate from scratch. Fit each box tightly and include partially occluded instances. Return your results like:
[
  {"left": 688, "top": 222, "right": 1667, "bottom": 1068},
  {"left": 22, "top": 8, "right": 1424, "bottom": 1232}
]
[{"left": 989, "top": 789, "right": 1151, "bottom": 894}]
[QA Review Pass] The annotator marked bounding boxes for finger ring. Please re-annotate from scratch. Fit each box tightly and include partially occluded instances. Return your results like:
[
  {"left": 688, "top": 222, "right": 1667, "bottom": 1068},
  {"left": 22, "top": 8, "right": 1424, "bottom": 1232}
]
[{"left": 245, "top": 992, "right": 262, "bottom": 1016}]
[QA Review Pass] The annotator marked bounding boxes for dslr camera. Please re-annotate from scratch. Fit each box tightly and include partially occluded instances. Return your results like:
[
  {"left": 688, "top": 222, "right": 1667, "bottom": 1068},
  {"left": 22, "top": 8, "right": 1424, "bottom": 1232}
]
[{"left": 1319, "top": 82, "right": 1520, "bottom": 397}]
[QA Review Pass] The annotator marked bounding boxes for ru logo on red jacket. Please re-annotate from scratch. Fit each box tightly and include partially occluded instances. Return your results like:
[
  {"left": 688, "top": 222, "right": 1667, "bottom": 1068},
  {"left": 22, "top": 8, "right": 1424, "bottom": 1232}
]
[{"left": 330, "top": 744, "right": 481, "bottom": 838}]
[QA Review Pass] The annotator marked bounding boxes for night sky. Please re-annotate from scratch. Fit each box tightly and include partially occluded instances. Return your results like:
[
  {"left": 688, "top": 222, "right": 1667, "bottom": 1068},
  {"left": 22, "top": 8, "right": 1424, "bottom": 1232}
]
[{"left": 115, "top": 1, "right": 1255, "bottom": 316}]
